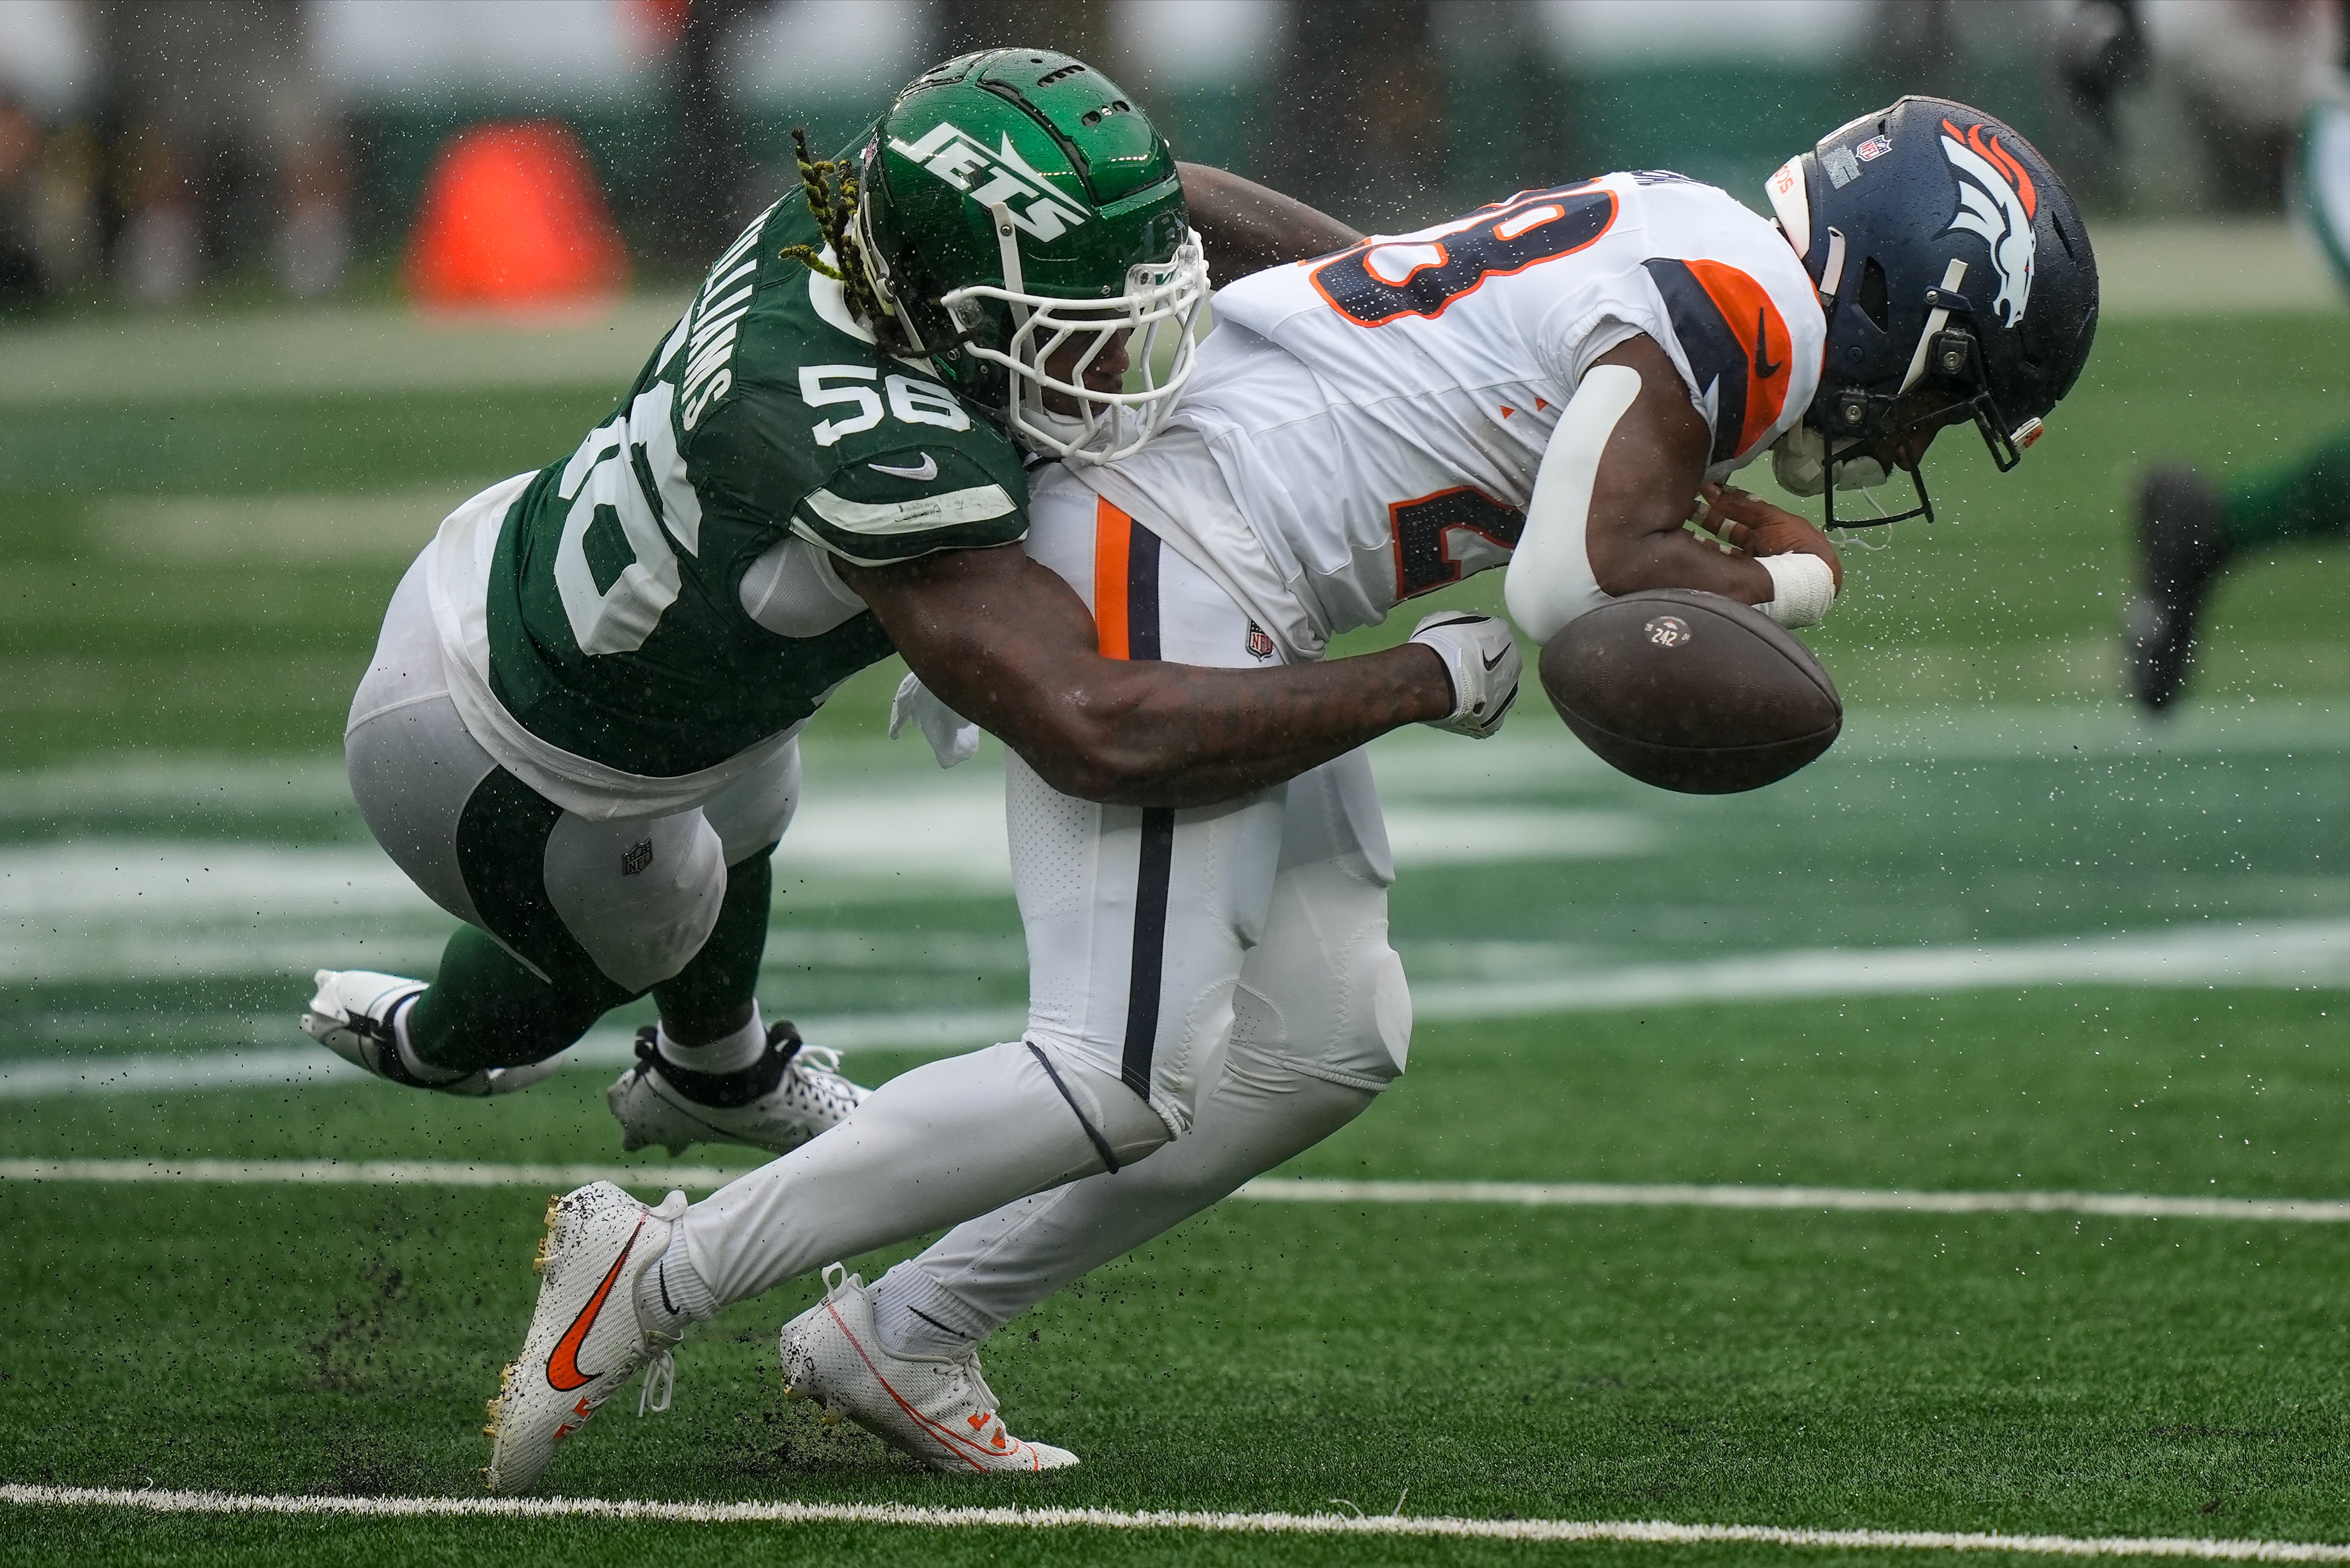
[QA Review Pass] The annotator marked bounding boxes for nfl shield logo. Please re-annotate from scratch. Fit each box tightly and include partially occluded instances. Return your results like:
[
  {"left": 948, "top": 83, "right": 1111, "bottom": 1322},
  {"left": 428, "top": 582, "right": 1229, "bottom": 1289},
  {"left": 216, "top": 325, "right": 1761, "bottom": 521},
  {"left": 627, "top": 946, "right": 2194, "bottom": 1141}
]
[
  {"left": 1246, "top": 623, "right": 1275, "bottom": 661},
  {"left": 621, "top": 839, "right": 654, "bottom": 876}
]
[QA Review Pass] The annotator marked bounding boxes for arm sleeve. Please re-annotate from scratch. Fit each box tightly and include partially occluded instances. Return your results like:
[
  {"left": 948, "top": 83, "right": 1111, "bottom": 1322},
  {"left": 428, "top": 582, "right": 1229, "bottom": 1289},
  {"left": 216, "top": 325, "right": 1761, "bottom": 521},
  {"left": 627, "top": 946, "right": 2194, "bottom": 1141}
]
[
  {"left": 1502, "top": 362, "right": 1644, "bottom": 645},
  {"left": 790, "top": 445, "right": 1030, "bottom": 568}
]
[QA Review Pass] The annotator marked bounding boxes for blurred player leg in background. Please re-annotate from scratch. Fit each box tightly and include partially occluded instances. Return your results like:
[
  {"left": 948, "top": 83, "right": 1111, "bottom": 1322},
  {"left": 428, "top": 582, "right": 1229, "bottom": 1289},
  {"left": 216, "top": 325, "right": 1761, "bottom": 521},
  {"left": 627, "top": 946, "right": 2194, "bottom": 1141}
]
[
  {"left": 2125, "top": 39, "right": 2350, "bottom": 714},
  {"left": 2125, "top": 434, "right": 2350, "bottom": 711}
]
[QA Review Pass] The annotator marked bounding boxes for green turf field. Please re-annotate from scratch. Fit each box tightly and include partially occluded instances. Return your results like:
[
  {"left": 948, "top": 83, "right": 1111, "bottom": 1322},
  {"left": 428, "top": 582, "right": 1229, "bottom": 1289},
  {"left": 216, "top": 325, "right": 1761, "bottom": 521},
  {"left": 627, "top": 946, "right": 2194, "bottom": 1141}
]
[{"left": 0, "top": 295, "right": 2343, "bottom": 1565}]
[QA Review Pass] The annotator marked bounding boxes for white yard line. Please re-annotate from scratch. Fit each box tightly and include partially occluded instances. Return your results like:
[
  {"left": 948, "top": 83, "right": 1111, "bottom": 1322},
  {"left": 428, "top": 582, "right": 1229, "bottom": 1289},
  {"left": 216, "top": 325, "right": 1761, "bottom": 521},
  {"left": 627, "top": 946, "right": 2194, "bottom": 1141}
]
[
  {"left": 0, "top": 1005, "right": 1036, "bottom": 1099},
  {"left": 0, "top": 802, "right": 1647, "bottom": 941},
  {"left": 3, "top": 1159, "right": 2345, "bottom": 1224},
  {"left": 1411, "top": 919, "right": 2349, "bottom": 1018},
  {"left": 0, "top": 1158, "right": 745, "bottom": 1189},
  {"left": 3, "top": 919, "right": 2335, "bottom": 1100},
  {"left": 2, "top": 1484, "right": 2343, "bottom": 1559},
  {"left": 1233, "top": 1179, "right": 2350, "bottom": 1223}
]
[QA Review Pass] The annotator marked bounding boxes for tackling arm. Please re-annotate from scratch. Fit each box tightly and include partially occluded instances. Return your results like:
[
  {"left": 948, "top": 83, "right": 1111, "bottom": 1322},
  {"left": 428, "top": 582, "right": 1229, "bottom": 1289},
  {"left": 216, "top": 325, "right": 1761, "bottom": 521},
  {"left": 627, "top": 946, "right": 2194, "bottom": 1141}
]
[
  {"left": 1177, "top": 163, "right": 1363, "bottom": 287},
  {"left": 1503, "top": 334, "right": 1841, "bottom": 644},
  {"left": 837, "top": 546, "right": 1456, "bottom": 808}
]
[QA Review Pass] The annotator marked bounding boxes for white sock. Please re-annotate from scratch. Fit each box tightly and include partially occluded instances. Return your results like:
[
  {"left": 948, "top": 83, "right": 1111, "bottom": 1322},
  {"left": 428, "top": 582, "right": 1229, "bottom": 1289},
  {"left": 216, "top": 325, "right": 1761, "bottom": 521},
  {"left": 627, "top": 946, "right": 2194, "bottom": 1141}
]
[
  {"left": 657, "top": 1004, "right": 766, "bottom": 1076},
  {"left": 634, "top": 1233, "right": 720, "bottom": 1337},
  {"left": 873, "top": 1262, "right": 990, "bottom": 1360},
  {"left": 389, "top": 995, "right": 466, "bottom": 1086}
]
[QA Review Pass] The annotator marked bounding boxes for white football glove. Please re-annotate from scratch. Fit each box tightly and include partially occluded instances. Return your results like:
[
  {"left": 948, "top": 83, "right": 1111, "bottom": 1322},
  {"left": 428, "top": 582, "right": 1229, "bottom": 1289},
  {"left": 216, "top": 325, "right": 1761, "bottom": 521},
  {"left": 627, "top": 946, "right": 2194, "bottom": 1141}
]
[
  {"left": 1408, "top": 612, "right": 1522, "bottom": 739},
  {"left": 889, "top": 672, "right": 980, "bottom": 769}
]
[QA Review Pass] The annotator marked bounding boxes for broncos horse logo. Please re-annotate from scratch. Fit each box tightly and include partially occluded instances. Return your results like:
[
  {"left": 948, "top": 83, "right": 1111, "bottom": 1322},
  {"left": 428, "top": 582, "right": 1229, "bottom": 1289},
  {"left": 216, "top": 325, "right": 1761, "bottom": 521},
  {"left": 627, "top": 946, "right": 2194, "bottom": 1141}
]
[{"left": 1938, "top": 118, "right": 2037, "bottom": 325}]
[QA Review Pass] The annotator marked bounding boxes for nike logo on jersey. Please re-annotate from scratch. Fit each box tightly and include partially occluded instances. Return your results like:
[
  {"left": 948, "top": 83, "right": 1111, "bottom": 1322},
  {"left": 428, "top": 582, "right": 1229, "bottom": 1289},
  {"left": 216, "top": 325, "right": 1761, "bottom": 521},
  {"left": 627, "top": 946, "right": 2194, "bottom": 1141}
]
[
  {"left": 545, "top": 1220, "right": 642, "bottom": 1392},
  {"left": 1751, "top": 309, "right": 1781, "bottom": 380},
  {"left": 868, "top": 455, "right": 939, "bottom": 482}
]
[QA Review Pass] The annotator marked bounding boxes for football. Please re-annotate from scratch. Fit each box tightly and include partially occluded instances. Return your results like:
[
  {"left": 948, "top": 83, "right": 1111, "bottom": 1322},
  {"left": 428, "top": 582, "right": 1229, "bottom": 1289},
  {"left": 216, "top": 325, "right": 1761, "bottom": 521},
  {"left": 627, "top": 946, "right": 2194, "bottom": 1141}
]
[{"left": 1537, "top": 588, "right": 1843, "bottom": 793}]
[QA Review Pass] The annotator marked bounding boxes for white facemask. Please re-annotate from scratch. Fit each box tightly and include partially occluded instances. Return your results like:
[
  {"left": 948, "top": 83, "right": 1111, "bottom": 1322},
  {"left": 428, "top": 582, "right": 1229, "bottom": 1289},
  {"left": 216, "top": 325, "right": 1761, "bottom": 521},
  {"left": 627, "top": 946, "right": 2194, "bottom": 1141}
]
[{"left": 1772, "top": 423, "right": 1889, "bottom": 497}]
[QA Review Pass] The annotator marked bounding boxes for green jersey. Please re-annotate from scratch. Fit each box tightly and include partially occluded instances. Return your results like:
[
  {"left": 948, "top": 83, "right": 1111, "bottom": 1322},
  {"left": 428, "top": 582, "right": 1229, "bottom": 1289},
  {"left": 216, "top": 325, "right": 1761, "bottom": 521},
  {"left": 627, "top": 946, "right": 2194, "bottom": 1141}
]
[{"left": 480, "top": 198, "right": 1030, "bottom": 779}]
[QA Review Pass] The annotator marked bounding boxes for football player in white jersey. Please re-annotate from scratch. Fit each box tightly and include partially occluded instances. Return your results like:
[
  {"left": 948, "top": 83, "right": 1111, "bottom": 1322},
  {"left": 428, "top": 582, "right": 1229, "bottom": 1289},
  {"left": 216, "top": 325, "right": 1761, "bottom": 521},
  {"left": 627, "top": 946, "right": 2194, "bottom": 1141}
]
[
  {"left": 757, "top": 96, "right": 2100, "bottom": 1470},
  {"left": 308, "top": 54, "right": 1515, "bottom": 1497}
]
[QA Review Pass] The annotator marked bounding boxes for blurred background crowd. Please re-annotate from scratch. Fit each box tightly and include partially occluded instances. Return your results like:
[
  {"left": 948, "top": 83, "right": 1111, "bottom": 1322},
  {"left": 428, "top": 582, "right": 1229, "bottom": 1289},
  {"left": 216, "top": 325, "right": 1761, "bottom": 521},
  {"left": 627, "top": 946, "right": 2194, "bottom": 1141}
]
[{"left": 0, "top": 0, "right": 2341, "bottom": 314}]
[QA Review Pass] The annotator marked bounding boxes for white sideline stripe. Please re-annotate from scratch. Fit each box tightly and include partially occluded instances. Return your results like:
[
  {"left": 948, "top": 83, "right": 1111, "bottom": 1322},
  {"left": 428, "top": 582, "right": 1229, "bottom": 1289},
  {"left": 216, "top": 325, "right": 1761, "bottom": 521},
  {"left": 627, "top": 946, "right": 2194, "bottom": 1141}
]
[
  {"left": 0, "top": 1158, "right": 746, "bottom": 1189},
  {"left": 1, "top": 919, "right": 2339, "bottom": 1101},
  {"left": 1411, "top": 920, "right": 2348, "bottom": 1019},
  {"left": 2, "top": 1486, "right": 2345, "bottom": 1560},
  {"left": 3, "top": 1160, "right": 2346, "bottom": 1224},
  {"left": 1233, "top": 1179, "right": 2350, "bottom": 1224},
  {"left": 0, "top": 1005, "right": 1039, "bottom": 1099}
]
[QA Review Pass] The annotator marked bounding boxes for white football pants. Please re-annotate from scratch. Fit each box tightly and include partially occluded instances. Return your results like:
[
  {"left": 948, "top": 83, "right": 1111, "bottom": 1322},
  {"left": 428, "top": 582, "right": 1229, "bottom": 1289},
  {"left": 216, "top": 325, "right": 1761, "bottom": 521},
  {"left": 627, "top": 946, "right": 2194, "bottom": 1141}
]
[
  {"left": 672, "top": 469, "right": 1410, "bottom": 1311},
  {"left": 346, "top": 557, "right": 800, "bottom": 993}
]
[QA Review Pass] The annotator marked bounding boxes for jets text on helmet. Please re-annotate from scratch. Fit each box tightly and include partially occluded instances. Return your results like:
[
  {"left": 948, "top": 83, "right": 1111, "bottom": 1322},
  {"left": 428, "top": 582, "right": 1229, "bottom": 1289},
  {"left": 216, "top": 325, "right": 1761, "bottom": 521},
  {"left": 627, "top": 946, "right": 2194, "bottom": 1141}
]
[{"left": 888, "top": 123, "right": 1089, "bottom": 242}]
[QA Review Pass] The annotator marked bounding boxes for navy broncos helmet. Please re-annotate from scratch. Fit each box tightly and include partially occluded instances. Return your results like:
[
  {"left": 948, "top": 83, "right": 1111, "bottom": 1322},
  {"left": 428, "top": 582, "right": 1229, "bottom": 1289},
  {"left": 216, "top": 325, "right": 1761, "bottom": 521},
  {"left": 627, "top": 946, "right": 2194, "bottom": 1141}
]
[{"left": 1764, "top": 96, "right": 2099, "bottom": 525}]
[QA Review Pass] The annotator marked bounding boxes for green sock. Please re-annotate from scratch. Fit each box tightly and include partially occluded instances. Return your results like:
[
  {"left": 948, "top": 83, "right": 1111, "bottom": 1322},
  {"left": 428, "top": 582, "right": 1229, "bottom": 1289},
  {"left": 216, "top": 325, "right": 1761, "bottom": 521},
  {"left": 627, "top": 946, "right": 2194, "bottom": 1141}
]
[
  {"left": 2221, "top": 428, "right": 2350, "bottom": 549},
  {"left": 406, "top": 924, "right": 627, "bottom": 1073},
  {"left": 651, "top": 846, "right": 777, "bottom": 1043}
]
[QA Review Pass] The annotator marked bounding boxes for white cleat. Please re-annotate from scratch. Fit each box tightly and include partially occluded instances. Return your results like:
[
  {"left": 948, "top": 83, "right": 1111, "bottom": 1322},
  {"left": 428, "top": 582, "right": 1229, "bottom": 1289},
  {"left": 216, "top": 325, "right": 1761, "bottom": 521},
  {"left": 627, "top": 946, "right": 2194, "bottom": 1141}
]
[
  {"left": 301, "top": 969, "right": 558, "bottom": 1096},
  {"left": 606, "top": 1021, "right": 867, "bottom": 1156},
  {"left": 485, "top": 1181, "right": 687, "bottom": 1496},
  {"left": 779, "top": 1265, "right": 1079, "bottom": 1475}
]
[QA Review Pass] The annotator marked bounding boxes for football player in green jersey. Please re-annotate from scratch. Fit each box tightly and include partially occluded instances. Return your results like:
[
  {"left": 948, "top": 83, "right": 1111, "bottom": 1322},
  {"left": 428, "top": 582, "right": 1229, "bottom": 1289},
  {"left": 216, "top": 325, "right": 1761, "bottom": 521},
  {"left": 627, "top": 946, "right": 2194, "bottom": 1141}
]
[{"left": 293, "top": 50, "right": 1520, "bottom": 1491}]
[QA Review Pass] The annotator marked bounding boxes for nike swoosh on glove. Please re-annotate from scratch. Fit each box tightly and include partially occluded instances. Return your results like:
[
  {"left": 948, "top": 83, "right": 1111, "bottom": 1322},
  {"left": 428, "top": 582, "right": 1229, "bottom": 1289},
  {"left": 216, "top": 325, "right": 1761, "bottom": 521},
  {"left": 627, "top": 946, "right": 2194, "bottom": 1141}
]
[{"left": 1408, "top": 612, "right": 1522, "bottom": 739}]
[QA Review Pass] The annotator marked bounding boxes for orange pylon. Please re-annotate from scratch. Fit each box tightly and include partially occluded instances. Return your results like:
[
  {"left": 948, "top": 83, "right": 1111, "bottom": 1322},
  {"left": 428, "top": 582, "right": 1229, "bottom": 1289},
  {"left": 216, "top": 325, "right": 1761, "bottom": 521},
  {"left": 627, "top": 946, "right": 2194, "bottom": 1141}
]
[{"left": 404, "top": 122, "right": 630, "bottom": 312}]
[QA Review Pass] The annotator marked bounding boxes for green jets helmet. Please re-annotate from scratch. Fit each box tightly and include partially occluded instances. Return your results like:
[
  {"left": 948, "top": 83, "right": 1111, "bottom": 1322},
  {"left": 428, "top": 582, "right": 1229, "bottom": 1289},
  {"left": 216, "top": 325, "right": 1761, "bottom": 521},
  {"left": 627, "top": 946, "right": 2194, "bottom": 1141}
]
[{"left": 850, "top": 48, "right": 1208, "bottom": 464}]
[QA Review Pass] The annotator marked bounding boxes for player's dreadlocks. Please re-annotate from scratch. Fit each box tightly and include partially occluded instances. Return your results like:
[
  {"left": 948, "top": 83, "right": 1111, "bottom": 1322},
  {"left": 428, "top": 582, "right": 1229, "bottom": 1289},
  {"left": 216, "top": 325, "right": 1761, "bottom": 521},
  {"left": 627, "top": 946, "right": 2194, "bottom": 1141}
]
[{"left": 776, "top": 127, "right": 905, "bottom": 352}]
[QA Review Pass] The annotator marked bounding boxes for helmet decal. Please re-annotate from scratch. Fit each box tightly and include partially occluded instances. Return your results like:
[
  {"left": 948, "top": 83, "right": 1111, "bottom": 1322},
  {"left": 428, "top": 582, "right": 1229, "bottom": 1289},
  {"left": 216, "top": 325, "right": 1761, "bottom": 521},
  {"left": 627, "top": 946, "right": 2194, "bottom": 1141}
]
[
  {"left": 1939, "top": 118, "right": 2038, "bottom": 325},
  {"left": 887, "top": 120, "right": 1089, "bottom": 242},
  {"left": 1773, "top": 96, "right": 2097, "bottom": 525}
]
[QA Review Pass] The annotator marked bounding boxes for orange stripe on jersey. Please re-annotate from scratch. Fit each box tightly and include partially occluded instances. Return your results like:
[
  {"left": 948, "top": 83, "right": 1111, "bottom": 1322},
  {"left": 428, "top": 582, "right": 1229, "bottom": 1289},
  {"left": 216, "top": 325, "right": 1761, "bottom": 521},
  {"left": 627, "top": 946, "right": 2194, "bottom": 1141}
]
[
  {"left": 1093, "top": 496, "right": 1133, "bottom": 659},
  {"left": 1678, "top": 259, "right": 1796, "bottom": 461}
]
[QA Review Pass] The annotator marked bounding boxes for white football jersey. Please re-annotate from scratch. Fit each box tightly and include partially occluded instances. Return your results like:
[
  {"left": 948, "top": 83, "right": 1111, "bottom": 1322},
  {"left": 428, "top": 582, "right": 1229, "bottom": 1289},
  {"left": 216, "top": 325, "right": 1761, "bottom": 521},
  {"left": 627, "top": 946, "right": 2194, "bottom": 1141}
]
[{"left": 1129, "top": 172, "right": 1827, "bottom": 641}]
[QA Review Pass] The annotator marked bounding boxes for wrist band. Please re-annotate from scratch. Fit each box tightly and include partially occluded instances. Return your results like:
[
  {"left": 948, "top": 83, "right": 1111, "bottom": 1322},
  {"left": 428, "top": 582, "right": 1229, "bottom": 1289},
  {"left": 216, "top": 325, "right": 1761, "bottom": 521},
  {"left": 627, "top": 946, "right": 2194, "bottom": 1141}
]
[{"left": 1757, "top": 551, "right": 1837, "bottom": 629}]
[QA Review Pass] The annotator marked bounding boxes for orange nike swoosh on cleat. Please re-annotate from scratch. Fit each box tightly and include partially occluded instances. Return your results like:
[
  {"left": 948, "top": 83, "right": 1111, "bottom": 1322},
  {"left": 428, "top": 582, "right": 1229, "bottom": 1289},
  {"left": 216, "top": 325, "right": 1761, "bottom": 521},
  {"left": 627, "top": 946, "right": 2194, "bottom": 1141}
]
[
  {"left": 829, "top": 1300, "right": 1040, "bottom": 1472},
  {"left": 545, "top": 1218, "right": 644, "bottom": 1393}
]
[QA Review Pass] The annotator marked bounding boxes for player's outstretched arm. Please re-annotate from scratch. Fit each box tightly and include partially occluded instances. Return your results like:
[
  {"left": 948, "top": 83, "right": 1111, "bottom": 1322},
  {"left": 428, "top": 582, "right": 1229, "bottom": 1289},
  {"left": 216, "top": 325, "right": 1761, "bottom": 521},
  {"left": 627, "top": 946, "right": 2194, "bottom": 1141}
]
[
  {"left": 837, "top": 547, "right": 1455, "bottom": 809},
  {"left": 1504, "top": 334, "right": 1840, "bottom": 643},
  {"left": 1177, "top": 162, "right": 1363, "bottom": 287}
]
